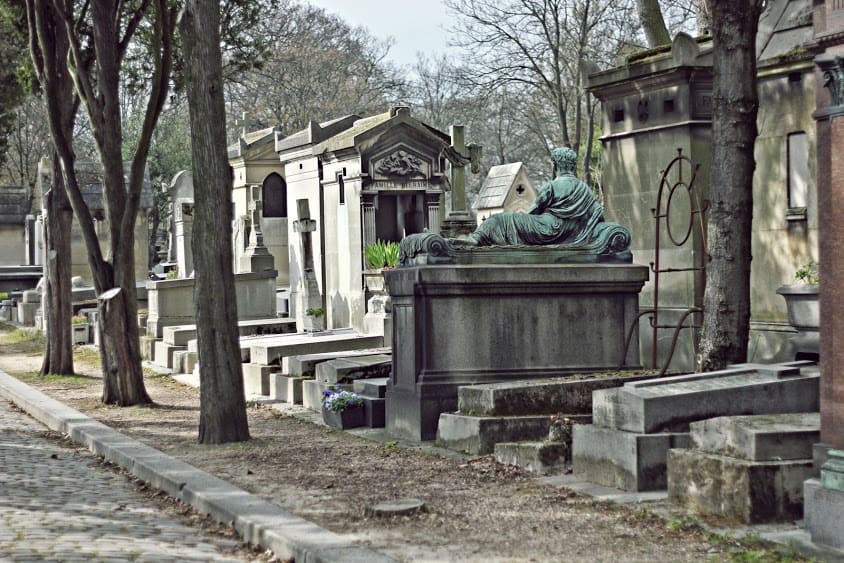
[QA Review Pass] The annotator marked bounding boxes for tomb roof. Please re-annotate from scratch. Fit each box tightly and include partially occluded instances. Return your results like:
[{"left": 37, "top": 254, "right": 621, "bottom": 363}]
[
  {"left": 227, "top": 126, "right": 283, "bottom": 158},
  {"left": 274, "top": 115, "right": 360, "bottom": 154},
  {"left": 71, "top": 162, "right": 153, "bottom": 211},
  {"left": 475, "top": 162, "right": 530, "bottom": 210},
  {"left": 757, "top": 0, "right": 813, "bottom": 62}
]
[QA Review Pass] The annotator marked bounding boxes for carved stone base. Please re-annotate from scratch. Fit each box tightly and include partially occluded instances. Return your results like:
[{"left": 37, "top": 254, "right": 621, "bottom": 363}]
[
  {"left": 439, "top": 212, "right": 477, "bottom": 238},
  {"left": 385, "top": 262, "right": 648, "bottom": 441}
]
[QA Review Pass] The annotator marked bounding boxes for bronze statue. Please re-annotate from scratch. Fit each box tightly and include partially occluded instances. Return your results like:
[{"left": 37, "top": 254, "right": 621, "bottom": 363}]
[{"left": 466, "top": 147, "right": 609, "bottom": 246}]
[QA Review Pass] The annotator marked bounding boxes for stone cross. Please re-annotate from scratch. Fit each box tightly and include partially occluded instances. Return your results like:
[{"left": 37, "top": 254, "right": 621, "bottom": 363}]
[
  {"left": 292, "top": 198, "right": 323, "bottom": 324},
  {"left": 440, "top": 125, "right": 483, "bottom": 237},
  {"left": 239, "top": 185, "right": 275, "bottom": 273}
]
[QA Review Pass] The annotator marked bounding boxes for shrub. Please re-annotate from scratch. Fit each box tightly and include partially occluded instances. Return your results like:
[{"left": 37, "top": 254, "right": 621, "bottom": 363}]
[
  {"left": 71, "top": 314, "right": 88, "bottom": 325},
  {"left": 364, "top": 240, "right": 400, "bottom": 270},
  {"left": 795, "top": 260, "right": 819, "bottom": 285}
]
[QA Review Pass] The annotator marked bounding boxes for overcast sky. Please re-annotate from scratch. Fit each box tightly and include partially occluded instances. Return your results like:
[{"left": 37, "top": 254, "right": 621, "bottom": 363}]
[{"left": 306, "top": 0, "right": 453, "bottom": 68}]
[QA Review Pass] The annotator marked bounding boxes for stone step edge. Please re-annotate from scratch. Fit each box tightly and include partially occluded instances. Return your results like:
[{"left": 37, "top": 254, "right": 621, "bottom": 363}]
[{"left": 0, "top": 370, "right": 393, "bottom": 563}]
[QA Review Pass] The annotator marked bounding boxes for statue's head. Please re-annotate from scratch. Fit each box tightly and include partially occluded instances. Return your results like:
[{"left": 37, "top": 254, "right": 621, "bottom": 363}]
[{"left": 552, "top": 147, "right": 578, "bottom": 173}]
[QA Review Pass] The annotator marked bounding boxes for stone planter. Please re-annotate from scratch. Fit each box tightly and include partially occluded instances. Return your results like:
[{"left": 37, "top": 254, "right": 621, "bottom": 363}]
[
  {"left": 71, "top": 324, "right": 90, "bottom": 345},
  {"left": 302, "top": 314, "right": 325, "bottom": 333},
  {"left": 776, "top": 284, "right": 819, "bottom": 360},
  {"left": 322, "top": 405, "right": 365, "bottom": 429}
]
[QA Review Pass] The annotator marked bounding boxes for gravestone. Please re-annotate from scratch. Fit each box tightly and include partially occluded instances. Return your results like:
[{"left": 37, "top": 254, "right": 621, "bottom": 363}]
[
  {"left": 173, "top": 199, "right": 194, "bottom": 278},
  {"left": 239, "top": 185, "right": 275, "bottom": 273},
  {"left": 292, "top": 199, "right": 322, "bottom": 331}
]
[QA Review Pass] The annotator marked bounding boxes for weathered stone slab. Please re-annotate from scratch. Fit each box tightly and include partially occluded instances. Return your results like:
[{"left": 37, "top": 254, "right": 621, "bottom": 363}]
[
  {"left": 572, "top": 424, "right": 691, "bottom": 491},
  {"left": 667, "top": 448, "right": 815, "bottom": 523},
  {"left": 353, "top": 377, "right": 388, "bottom": 398},
  {"left": 362, "top": 396, "right": 385, "bottom": 428},
  {"left": 249, "top": 333, "right": 384, "bottom": 366},
  {"left": 163, "top": 317, "right": 296, "bottom": 346},
  {"left": 494, "top": 441, "right": 568, "bottom": 474},
  {"left": 592, "top": 362, "right": 819, "bottom": 433},
  {"left": 458, "top": 373, "right": 657, "bottom": 417},
  {"left": 286, "top": 348, "right": 391, "bottom": 377},
  {"left": 689, "top": 413, "right": 820, "bottom": 461},
  {"left": 437, "top": 413, "right": 590, "bottom": 455},
  {"left": 315, "top": 355, "right": 392, "bottom": 385}
]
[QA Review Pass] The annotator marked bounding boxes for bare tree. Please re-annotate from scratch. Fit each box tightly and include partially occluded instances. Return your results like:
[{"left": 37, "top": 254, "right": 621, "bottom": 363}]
[
  {"left": 697, "top": 0, "right": 765, "bottom": 371},
  {"left": 179, "top": 0, "right": 250, "bottom": 444},
  {"left": 26, "top": 0, "right": 179, "bottom": 405},
  {"left": 24, "top": 0, "right": 76, "bottom": 376},
  {"left": 445, "top": 0, "right": 639, "bottom": 154},
  {"left": 0, "top": 96, "right": 51, "bottom": 191}
]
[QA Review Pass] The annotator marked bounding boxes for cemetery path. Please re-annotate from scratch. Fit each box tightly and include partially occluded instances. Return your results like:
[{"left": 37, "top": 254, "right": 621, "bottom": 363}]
[{"left": 0, "top": 332, "right": 803, "bottom": 562}]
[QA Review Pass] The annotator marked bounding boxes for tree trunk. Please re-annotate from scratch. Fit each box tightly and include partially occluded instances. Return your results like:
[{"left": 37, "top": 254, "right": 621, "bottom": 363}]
[
  {"left": 697, "top": 0, "right": 763, "bottom": 372},
  {"left": 99, "top": 287, "right": 151, "bottom": 405},
  {"left": 636, "top": 0, "right": 671, "bottom": 47},
  {"left": 40, "top": 153, "right": 74, "bottom": 376},
  {"left": 180, "top": 0, "right": 250, "bottom": 444}
]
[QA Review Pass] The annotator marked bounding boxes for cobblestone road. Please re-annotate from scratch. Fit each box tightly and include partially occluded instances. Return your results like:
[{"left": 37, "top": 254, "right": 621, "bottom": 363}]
[{"left": 0, "top": 400, "right": 249, "bottom": 562}]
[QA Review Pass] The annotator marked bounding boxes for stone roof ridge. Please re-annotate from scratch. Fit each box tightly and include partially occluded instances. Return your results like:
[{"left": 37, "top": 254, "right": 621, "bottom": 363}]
[
  {"left": 756, "top": 0, "right": 813, "bottom": 62},
  {"left": 476, "top": 162, "right": 529, "bottom": 209}
]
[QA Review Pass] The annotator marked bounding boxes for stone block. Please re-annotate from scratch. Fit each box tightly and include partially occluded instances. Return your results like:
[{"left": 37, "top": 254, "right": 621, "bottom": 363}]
[
  {"left": 592, "top": 363, "right": 820, "bottom": 433},
  {"left": 172, "top": 350, "right": 188, "bottom": 374},
  {"left": 494, "top": 441, "right": 568, "bottom": 474},
  {"left": 458, "top": 373, "right": 656, "bottom": 417},
  {"left": 140, "top": 336, "right": 157, "bottom": 361},
  {"left": 437, "top": 413, "right": 589, "bottom": 455},
  {"left": 17, "top": 302, "right": 38, "bottom": 326},
  {"left": 668, "top": 449, "right": 815, "bottom": 523},
  {"left": 353, "top": 377, "right": 388, "bottom": 398},
  {"left": 362, "top": 396, "right": 385, "bottom": 428},
  {"left": 270, "top": 374, "right": 307, "bottom": 404},
  {"left": 689, "top": 413, "right": 820, "bottom": 461},
  {"left": 153, "top": 341, "right": 186, "bottom": 370},
  {"left": 242, "top": 363, "right": 273, "bottom": 396},
  {"left": 287, "top": 349, "right": 389, "bottom": 377},
  {"left": 315, "top": 355, "right": 392, "bottom": 385},
  {"left": 248, "top": 333, "right": 384, "bottom": 366},
  {"left": 804, "top": 478, "right": 844, "bottom": 551},
  {"left": 572, "top": 424, "right": 690, "bottom": 491},
  {"left": 183, "top": 352, "right": 197, "bottom": 375}
]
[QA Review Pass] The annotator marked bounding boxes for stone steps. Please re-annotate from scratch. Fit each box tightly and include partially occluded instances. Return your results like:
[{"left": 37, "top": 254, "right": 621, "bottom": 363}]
[
  {"left": 162, "top": 317, "right": 297, "bottom": 346},
  {"left": 573, "top": 361, "right": 821, "bottom": 492},
  {"left": 435, "top": 373, "right": 651, "bottom": 469},
  {"left": 246, "top": 332, "right": 384, "bottom": 365},
  {"left": 667, "top": 412, "right": 821, "bottom": 523}
]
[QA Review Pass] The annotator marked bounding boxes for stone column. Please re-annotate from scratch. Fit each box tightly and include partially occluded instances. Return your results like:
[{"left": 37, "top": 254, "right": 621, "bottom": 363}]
[
  {"left": 173, "top": 199, "right": 194, "bottom": 278},
  {"left": 425, "top": 193, "right": 441, "bottom": 234},
  {"left": 361, "top": 193, "right": 376, "bottom": 247},
  {"left": 292, "top": 199, "right": 323, "bottom": 331},
  {"left": 804, "top": 4, "right": 844, "bottom": 549}
]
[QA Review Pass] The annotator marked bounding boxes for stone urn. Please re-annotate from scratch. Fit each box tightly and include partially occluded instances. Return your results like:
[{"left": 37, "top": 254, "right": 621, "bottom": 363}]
[{"left": 776, "top": 284, "right": 819, "bottom": 360}]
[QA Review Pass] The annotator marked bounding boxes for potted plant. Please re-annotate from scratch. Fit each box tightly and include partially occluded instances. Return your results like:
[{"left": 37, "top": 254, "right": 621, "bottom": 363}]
[
  {"left": 321, "top": 389, "right": 365, "bottom": 429},
  {"left": 776, "top": 259, "right": 819, "bottom": 359},
  {"left": 302, "top": 307, "right": 325, "bottom": 332},
  {"left": 71, "top": 314, "right": 90, "bottom": 345},
  {"left": 363, "top": 240, "right": 400, "bottom": 291}
]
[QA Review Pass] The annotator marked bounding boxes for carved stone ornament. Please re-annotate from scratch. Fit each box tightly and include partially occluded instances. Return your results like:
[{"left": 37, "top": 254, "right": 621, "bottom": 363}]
[
  {"left": 375, "top": 150, "right": 424, "bottom": 177},
  {"left": 819, "top": 56, "right": 844, "bottom": 108}
]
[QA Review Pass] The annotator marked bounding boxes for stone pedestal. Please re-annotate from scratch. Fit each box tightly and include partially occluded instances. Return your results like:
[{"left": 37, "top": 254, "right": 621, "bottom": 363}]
[{"left": 384, "top": 263, "right": 648, "bottom": 441}]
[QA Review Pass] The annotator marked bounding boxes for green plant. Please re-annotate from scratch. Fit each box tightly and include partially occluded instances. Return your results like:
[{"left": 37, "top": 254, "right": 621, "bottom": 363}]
[
  {"left": 795, "top": 259, "right": 819, "bottom": 285},
  {"left": 364, "top": 239, "right": 400, "bottom": 270},
  {"left": 321, "top": 389, "right": 364, "bottom": 412},
  {"left": 165, "top": 268, "right": 178, "bottom": 280},
  {"left": 305, "top": 307, "right": 324, "bottom": 317},
  {"left": 71, "top": 314, "right": 88, "bottom": 325},
  {"left": 0, "top": 292, "right": 8, "bottom": 300}
]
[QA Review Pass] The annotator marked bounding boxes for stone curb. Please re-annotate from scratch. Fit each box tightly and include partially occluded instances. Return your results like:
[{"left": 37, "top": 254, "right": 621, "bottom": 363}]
[{"left": 0, "top": 370, "right": 393, "bottom": 563}]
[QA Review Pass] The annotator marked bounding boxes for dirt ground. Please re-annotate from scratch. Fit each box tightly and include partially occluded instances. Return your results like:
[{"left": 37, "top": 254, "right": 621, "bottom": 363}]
[{"left": 0, "top": 326, "right": 806, "bottom": 562}]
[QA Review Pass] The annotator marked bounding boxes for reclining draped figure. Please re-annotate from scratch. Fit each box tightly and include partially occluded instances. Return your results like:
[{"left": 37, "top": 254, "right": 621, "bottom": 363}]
[{"left": 400, "top": 146, "right": 632, "bottom": 265}]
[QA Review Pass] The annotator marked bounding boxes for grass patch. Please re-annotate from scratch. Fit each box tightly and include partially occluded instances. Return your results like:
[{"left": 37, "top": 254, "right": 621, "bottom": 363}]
[
  {"left": 13, "top": 370, "right": 99, "bottom": 386},
  {"left": 0, "top": 327, "right": 45, "bottom": 354},
  {"left": 73, "top": 346, "right": 102, "bottom": 367}
]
